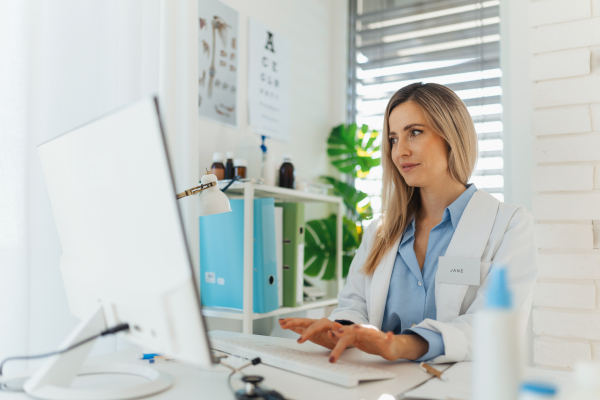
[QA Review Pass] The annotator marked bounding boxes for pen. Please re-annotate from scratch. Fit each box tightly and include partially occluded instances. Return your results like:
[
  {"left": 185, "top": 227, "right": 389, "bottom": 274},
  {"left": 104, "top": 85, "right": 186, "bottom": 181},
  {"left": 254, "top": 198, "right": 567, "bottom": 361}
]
[
  {"left": 149, "top": 357, "right": 174, "bottom": 363},
  {"left": 138, "top": 353, "right": 161, "bottom": 360},
  {"left": 419, "top": 362, "right": 448, "bottom": 381}
]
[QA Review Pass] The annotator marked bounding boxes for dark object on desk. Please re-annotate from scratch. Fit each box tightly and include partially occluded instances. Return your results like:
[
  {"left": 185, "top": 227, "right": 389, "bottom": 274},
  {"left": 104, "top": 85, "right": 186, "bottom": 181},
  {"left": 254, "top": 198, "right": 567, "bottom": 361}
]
[
  {"left": 235, "top": 375, "right": 286, "bottom": 400},
  {"left": 225, "top": 152, "right": 235, "bottom": 179}
]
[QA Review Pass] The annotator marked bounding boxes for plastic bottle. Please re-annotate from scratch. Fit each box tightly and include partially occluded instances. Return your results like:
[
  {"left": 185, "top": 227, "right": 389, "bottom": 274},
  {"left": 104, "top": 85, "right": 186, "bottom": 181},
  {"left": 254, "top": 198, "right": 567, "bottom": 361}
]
[
  {"left": 566, "top": 362, "right": 600, "bottom": 400},
  {"left": 236, "top": 127, "right": 261, "bottom": 180},
  {"left": 259, "top": 136, "right": 276, "bottom": 186},
  {"left": 225, "top": 151, "right": 235, "bottom": 180},
  {"left": 210, "top": 152, "right": 225, "bottom": 180},
  {"left": 234, "top": 158, "right": 247, "bottom": 179},
  {"left": 473, "top": 267, "right": 521, "bottom": 400},
  {"left": 279, "top": 154, "right": 295, "bottom": 189}
]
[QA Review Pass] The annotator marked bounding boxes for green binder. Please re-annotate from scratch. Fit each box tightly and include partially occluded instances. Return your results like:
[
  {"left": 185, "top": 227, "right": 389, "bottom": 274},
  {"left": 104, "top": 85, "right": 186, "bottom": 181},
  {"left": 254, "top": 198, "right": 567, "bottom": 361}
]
[{"left": 276, "top": 202, "right": 305, "bottom": 307}]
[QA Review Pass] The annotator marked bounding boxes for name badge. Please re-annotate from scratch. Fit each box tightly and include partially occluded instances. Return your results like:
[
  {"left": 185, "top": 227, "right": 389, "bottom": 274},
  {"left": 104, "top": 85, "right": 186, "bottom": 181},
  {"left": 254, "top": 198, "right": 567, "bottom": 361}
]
[{"left": 437, "top": 256, "right": 480, "bottom": 286}]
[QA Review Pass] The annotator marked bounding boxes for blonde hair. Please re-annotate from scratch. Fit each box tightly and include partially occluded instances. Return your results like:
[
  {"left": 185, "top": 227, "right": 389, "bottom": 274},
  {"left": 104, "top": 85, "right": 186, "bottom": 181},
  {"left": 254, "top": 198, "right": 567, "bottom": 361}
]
[{"left": 361, "top": 82, "right": 478, "bottom": 275}]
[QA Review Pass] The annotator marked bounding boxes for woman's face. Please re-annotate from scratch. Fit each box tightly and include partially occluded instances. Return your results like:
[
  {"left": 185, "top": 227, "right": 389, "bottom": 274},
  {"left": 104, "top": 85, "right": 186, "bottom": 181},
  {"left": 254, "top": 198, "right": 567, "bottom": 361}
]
[{"left": 388, "top": 101, "right": 450, "bottom": 188}]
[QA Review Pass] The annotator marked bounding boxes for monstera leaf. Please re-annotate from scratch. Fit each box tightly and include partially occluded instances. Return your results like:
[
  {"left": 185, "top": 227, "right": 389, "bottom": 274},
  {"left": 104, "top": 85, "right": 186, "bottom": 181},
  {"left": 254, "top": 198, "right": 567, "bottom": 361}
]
[
  {"left": 304, "top": 214, "right": 360, "bottom": 280},
  {"left": 327, "top": 123, "right": 381, "bottom": 178},
  {"left": 321, "top": 176, "right": 373, "bottom": 221}
]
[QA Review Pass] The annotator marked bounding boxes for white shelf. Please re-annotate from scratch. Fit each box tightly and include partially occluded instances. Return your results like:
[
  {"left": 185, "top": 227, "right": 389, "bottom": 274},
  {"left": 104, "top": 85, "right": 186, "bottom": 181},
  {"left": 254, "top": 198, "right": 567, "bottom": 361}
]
[
  {"left": 205, "top": 181, "right": 344, "bottom": 334},
  {"left": 218, "top": 181, "right": 343, "bottom": 204},
  {"left": 202, "top": 297, "right": 338, "bottom": 321}
]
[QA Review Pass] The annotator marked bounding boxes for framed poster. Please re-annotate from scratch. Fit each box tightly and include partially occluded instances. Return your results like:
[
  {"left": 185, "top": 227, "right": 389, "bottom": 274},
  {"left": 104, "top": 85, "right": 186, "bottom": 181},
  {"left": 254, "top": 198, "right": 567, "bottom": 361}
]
[
  {"left": 198, "top": 0, "right": 239, "bottom": 127},
  {"left": 248, "top": 17, "right": 291, "bottom": 142}
]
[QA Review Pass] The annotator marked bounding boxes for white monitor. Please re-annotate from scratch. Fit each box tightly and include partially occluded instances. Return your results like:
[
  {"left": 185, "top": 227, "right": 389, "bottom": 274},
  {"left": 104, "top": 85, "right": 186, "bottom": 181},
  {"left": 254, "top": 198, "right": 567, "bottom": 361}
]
[{"left": 31, "top": 97, "right": 213, "bottom": 399}]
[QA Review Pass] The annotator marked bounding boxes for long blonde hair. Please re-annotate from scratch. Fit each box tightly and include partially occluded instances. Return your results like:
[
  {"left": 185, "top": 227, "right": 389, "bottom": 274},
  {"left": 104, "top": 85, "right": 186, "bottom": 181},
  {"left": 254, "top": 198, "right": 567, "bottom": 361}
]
[{"left": 361, "top": 82, "right": 478, "bottom": 275}]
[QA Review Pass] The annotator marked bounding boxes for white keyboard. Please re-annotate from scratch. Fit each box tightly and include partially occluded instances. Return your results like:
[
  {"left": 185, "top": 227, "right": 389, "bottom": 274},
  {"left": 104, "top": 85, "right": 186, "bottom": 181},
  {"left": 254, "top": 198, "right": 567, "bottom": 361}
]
[{"left": 210, "top": 336, "right": 396, "bottom": 388}]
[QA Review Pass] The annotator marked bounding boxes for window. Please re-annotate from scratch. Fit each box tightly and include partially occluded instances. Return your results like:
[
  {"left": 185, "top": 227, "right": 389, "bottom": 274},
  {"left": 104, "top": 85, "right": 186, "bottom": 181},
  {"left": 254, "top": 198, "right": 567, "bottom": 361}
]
[{"left": 348, "top": 0, "right": 503, "bottom": 223}]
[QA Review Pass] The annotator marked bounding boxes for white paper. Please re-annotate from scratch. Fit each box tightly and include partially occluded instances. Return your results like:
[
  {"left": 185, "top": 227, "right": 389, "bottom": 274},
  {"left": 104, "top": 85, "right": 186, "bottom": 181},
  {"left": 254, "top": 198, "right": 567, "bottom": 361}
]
[
  {"left": 205, "top": 271, "right": 216, "bottom": 284},
  {"left": 248, "top": 17, "right": 291, "bottom": 142},
  {"left": 198, "top": 0, "right": 239, "bottom": 127},
  {"left": 403, "top": 362, "right": 573, "bottom": 400}
]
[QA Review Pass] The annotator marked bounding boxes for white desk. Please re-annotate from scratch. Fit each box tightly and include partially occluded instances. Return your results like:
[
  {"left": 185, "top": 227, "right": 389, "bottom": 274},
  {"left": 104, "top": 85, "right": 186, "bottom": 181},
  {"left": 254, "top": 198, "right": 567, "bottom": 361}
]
[{"left": 0, "top": 332, "right": 572, "bottom": 400}]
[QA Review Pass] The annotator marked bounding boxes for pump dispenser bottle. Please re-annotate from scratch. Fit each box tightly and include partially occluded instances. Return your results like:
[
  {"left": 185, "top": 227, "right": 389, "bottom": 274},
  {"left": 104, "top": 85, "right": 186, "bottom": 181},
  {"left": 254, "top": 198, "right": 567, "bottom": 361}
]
[{"left": 473, "top": 267, "right": 521, "bottom": 400}]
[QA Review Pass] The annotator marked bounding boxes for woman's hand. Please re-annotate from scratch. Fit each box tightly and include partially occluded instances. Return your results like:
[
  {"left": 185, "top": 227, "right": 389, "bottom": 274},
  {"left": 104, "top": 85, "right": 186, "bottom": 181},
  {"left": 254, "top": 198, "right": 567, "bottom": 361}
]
[
  {"left": 326, "top": 324, "right": 429, "bottom": 363},
  {"left": 278, "top": 318, "right": 343, "bottom": 350}
]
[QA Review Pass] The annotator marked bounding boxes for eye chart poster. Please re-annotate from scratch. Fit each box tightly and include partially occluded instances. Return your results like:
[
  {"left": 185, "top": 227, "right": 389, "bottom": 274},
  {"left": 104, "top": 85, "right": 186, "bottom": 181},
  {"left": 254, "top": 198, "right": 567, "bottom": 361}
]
[
  {"left": 198, "top": 0, "right": 239, "bottom": 127},
  {"left": 248, "top": 17, "right": 291, "bottom": 143}
]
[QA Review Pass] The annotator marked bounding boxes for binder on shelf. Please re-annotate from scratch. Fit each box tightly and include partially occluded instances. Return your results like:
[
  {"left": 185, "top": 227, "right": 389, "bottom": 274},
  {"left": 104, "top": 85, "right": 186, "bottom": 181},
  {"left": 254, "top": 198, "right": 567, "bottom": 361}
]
[
  {"left": 275, "top": 202, "right": 305, "bottom": 307},
  {"left": 199, "top": 198, "right": 279, "bottom": 313},
  {"left": 275, "top": 206, "right": 284, "bottom": 307}
]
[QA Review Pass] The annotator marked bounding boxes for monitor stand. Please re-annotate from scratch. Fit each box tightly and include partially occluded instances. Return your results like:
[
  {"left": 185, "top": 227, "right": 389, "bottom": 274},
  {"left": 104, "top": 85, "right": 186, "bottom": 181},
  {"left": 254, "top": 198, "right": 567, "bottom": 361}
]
[{"left": 21, "top": 306, "right": 173, "bottom": 400}]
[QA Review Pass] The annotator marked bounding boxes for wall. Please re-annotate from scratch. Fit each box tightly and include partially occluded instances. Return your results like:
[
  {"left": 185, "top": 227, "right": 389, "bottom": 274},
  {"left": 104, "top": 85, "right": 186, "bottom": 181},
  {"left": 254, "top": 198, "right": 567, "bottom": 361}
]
[
  {"left": 529, "top": 0, "right": 600, "bottom": 369},
  {"left": 501, "top": 0, "right": 533, "bottom": 212},
  {"left": 197, "top": 0, "right": 348, "bottom": 335},
  {"left": 0, "top": 0, "right": 346, "bottom": 367}
]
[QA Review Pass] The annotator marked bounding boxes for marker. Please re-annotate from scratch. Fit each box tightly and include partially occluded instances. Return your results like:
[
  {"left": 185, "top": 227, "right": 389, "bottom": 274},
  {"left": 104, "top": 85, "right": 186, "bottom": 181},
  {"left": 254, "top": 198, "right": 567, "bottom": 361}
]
[
  {"left": 419, "top": 362, "right": 448, "bottom": 381},
  {"left": 149, "top": 357, "right": 174, "bottom": 363},
  {"left": 138, "top": 353, "right": 161, "bottom": 360}
]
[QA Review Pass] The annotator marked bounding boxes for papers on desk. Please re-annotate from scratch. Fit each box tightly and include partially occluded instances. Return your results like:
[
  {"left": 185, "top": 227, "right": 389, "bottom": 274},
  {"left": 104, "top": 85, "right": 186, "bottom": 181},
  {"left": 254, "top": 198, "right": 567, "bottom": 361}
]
[{"left": 402, "top": 362, "right": 573, "bottom": 400}]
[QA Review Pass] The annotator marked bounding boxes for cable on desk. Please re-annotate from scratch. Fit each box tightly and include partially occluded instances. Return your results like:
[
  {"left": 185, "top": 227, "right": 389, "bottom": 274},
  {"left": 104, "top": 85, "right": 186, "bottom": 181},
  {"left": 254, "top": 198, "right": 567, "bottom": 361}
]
[{"left": 0, "top": 323, "right": 129, "bottom": 392}]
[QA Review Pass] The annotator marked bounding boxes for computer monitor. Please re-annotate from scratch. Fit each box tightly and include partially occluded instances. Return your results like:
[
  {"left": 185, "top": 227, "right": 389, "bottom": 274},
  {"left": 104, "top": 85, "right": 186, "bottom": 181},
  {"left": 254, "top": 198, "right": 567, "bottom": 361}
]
[{"left": 32, "top": 97, "right": 214, "bottom": 399}]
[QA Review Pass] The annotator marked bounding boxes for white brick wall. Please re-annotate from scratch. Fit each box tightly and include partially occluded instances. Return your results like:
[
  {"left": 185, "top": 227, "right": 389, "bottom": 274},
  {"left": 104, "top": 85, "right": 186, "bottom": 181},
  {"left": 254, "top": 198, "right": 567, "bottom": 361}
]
[
  {"left": 532, "top": 105, "right": 591, "bottom": 136},
  {"left": 534, "top": 337, "right": 592, "bottom": 368},
  {"left": 536, "top": 223, "right": 593, "bottom": 249},
  {"left": 530, "top": 0, "right": 600, "bottom": 370}
]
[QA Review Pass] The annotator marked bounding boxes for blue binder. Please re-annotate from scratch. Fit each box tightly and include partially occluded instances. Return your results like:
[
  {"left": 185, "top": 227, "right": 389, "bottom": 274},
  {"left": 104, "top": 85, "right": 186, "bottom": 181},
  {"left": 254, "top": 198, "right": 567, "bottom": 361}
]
[{"left": 199, "top": 198, "right": 279, "bottom": 313}]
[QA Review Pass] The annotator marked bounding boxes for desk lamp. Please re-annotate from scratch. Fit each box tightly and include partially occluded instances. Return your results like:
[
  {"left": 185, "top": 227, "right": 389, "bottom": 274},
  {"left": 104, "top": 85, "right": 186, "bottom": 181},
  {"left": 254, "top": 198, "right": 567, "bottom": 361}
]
[{"left": 176, "top": 169, "right": 232, "bottom": 216}]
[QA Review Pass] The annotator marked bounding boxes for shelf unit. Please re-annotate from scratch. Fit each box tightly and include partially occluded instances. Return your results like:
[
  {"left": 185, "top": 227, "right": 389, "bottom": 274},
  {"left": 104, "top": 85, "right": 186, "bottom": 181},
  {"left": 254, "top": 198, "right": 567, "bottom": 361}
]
[{"left": 201, "top": 181, "right": 344, "bottom": 334}]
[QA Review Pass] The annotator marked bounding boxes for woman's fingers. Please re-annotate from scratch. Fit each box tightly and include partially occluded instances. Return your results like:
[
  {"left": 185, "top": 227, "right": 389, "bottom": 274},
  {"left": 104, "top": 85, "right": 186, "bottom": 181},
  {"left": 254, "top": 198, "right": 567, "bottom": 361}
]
[
  {"left": 279, "top": 318, "right": 310, "bottom": 330},
  {"left": 328, "top": 332, "right": 355, "bottom": 363},
  {"left": 297, "top": 318, "right": 330, "bottom": 343}
]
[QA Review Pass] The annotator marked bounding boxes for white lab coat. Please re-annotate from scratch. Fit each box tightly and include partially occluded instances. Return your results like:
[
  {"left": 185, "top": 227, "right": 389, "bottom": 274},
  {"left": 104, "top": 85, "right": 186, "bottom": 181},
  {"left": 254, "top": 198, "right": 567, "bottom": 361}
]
[{"left": 328, "top": 189, "right": 538, "bottom": 364}]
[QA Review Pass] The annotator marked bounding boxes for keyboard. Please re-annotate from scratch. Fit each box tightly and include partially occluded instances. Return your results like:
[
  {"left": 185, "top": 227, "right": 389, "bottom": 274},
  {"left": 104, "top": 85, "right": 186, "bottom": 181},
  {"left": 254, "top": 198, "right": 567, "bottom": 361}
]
[{"left": 210, "top": 336, "right": 396, "bottom": 388}]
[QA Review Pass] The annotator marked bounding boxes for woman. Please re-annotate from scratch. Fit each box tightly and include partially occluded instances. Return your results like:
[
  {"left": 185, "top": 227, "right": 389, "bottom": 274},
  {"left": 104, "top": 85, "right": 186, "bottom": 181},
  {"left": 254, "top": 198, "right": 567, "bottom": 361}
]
[{"left": 279, "top": 82, "right": 537, "bottom": 364}]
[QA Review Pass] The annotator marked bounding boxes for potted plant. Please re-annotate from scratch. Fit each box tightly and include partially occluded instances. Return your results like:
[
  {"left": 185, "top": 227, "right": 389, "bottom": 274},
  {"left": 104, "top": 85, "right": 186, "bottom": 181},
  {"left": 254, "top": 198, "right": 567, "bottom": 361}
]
[{"left": 304, "top": 123, "right": 380, "bottom": 280}]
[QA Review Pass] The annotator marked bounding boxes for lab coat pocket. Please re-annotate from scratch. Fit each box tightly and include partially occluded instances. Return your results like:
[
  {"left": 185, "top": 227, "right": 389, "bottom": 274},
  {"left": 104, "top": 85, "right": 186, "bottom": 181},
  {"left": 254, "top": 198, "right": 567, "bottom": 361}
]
[
  {"left": 458, "top": 261, "right": 493, "bottom": 315},
  {"left": 435, "top": 281, "right": 471, "bottom": 322}
]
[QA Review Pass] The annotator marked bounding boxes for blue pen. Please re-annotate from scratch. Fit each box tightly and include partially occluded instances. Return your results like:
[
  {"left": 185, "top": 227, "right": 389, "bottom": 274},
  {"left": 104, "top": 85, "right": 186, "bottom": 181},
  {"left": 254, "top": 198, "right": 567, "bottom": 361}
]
[{"left": 138, "top": 353, "right": 160, "bottom": 360}]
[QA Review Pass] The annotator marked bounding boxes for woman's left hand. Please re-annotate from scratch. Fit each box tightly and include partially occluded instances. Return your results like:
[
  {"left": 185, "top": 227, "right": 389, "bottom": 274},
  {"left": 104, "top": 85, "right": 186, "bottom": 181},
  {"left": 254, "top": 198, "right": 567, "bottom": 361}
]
[{"left": 326, "top": 324, "right": 429, "bottom": 363}]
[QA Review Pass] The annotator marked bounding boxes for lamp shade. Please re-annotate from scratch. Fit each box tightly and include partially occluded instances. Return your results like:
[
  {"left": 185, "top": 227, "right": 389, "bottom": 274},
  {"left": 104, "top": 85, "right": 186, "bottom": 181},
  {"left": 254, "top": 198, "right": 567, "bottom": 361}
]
[{"left": 197, "top": 174, "right": 232, "bottom": 217}]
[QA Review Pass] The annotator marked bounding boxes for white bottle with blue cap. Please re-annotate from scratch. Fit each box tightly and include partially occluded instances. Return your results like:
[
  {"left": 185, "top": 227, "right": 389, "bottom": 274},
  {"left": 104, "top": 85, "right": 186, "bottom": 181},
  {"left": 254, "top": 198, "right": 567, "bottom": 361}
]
[{"left": 473, "top": 266, "right": 522, "bottom": 400}]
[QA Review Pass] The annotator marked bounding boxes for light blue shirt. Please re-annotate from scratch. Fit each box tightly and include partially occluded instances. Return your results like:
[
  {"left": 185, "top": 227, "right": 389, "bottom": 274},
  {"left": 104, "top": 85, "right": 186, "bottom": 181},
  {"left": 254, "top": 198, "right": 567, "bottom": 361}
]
[{"left": 381, "top": 184, "right": 477, "bottom": 361}]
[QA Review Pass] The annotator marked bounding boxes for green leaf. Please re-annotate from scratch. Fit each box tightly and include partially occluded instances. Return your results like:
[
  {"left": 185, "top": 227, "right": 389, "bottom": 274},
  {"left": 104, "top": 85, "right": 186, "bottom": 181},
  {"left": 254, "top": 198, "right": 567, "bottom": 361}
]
[
  {"left": 326, "top": 123, "right": 380, "bottom": 178},
  {"left": 303, "top": 214, "right": 361, "bottom": 280}
]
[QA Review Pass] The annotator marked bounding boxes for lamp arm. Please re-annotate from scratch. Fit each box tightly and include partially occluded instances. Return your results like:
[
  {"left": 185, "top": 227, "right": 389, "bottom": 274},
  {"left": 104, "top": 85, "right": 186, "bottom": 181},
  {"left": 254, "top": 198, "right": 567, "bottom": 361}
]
[{"left": 175, "top": 181, "right": 216, "bottom": 200}]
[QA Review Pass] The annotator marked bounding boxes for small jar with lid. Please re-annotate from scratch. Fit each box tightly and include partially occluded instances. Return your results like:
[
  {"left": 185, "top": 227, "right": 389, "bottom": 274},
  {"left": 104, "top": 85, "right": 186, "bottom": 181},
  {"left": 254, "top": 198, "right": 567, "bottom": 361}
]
[
  {"left": 234, "top": 158, "right": 247, "bottom": 179},
  {"left": 210, "top": 152, "right": 225, "bottom": 180}
]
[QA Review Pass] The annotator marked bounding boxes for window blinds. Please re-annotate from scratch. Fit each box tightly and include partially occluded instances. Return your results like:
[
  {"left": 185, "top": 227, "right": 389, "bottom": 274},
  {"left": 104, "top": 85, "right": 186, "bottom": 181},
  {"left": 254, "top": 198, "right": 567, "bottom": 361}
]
[{"left": 348, "top": 0, "right": 503, "bottom": 222}]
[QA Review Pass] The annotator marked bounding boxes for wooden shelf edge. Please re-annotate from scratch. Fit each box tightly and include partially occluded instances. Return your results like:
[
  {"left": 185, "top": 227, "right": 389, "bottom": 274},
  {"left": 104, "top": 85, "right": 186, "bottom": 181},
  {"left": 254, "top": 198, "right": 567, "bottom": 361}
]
[{"left": 201, "top": 298, "right": 338, "bottom": 321}]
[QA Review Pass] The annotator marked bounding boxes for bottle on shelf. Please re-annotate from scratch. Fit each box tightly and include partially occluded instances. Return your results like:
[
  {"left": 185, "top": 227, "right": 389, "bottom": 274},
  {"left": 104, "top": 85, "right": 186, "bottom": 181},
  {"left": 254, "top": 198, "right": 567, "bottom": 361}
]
[
  {"left": 279, "top": 154, "right": 295, "bottom": 189},
  {"left": 210, "top": 152, "right": 225, "bottom": 180},
  {"left": 234, "top": 158, "right": 247, "bottom": 179},
  {"left": 260, "top": 136, "right": 276, "bottom": 186},
  {"left": 225, "top": 151, "right": 235, "bottom": 180}
]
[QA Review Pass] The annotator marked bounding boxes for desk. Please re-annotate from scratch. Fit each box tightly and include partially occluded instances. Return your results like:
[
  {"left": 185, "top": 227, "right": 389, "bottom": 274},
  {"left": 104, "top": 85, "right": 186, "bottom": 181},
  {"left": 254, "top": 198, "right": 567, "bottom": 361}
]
[{"left": 0, "top": 332, "right": 573, "bottom": 400}]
